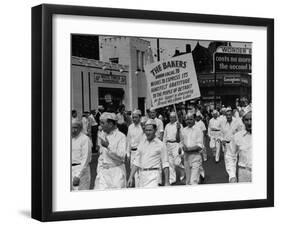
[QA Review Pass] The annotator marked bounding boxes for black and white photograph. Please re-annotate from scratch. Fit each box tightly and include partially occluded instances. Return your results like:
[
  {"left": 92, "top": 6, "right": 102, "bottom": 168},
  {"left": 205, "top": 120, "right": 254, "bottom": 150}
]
[{"left": 71, "top": 35, "right": 252, "bottom": 191}]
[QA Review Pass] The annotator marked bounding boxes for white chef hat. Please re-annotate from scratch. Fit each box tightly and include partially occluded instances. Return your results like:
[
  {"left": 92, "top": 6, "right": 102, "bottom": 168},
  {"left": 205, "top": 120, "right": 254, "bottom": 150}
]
[
  {"left": 145, "top": 119, "right": 157, "bottom": 126},
  {"left": 195, "top": 111, "right": 203, "bottom": 117},
  {"left": 132, "top": 109, "right": 142, "bottom": 116},
  {"left": 100, "top": 112, "right": 118, "bottom": 121},
  {"left": 185, "top": 112, "right": 195, "bottom": 119},
  {"left": 212, "top": 110, "right": 219, "bottom": 116},
  {"left": 242, "top": 107, "right": 252, "bottom": 119},
  {"left": 170, "top": 111, "right": 177, "bottom": 117},
  {"left": 72, "top": 118, "right": 82, "bottom": 126},
  {"left": 225, "top": 107, "right": 232, "bottom": 112},
  {"left": 140, "top": 116, "right": 148, "bottom": 124}
]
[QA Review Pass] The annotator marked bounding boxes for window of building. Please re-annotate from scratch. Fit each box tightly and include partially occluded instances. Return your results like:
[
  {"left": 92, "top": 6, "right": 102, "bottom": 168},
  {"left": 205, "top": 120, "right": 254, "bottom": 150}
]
[
  {"left": 109, "top": 57, "right": 119, "bottom": 64},
  {"left": 141, "top": 51, "right": 145, "bottom": 71},
  {"left": 136, "top": 50, "right": 140, "bottom": 71}
]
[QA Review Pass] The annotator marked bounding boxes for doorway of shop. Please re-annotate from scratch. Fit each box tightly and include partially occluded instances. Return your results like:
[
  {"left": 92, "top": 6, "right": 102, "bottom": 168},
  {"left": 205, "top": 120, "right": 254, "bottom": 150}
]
[{"left": 98, "top": 87, "right": 124, "bottom": 112}]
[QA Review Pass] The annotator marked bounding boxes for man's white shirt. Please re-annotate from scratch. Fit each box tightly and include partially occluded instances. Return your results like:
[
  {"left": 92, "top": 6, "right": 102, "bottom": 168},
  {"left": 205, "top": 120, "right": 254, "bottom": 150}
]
[
  {"left": 163, "top": 122, "right": 182, "bottom": 143},
  {"left": 98, "top": 128, "right": 127, "bottom": 167},
  {"left": 72, "top": 133, "right": 92, "bottom": 177},
  {"left": 180, "top": 125, "right": 203, "bottom": 149},
  {"left": 126, "top": 123, "right": 144, "bottom": 156},
  {"left": 133, "top": 137, "right": 169, "bottom": 169}
]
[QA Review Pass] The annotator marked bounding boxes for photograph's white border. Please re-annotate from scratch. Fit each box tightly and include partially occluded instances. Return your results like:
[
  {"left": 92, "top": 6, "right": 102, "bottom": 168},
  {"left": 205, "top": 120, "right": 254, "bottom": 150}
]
[{"left": 53, "top": 14, "right": 267, "bottom": 212}]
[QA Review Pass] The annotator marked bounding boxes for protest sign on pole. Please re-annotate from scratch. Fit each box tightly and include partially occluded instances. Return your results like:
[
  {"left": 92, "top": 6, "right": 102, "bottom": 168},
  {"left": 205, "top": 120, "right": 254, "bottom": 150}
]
[{"left": 144, "top": 53, "right": 200, "bottom": 109}]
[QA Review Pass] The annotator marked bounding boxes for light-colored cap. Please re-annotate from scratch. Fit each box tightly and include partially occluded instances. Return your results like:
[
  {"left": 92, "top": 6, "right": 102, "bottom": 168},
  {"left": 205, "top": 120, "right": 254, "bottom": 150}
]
[
  {"left": 145, "top": 118, "right": 157, "bottom": 126},
  {"left": 195, "top": 111, "right": 203, "bottom": 117},
  {"left": 225, "top": 107, "right": 232, "bottom": 112},
  {"left": 132, "top": 109, "right": 142, "bottom": 116},
  {"left": 242, "top": 106, "right": 252, "bottom": 118},
  {"left": 170, "top": 111, "right": 177, "bottom": 117},
  {"left": 100, "top": 112, "right": 118, "bottom": 121},
  {"left": 72, "top": 118, "right": 82, "bottom": 126},
  {"left": 185, "top": 112, "right": 194, "bottom": 119},
  {"left": 140, "top": 116, "right": 148, "bottom": 124},
  {"left": 212, "top": 110, "right": 219, "bottom": 115}
]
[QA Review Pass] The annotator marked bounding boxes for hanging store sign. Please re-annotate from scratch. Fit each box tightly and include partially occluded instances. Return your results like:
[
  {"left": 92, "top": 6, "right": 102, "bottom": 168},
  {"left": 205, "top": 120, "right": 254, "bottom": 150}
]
[
  {"left": 216, "top": 46, "right": 252, "bottom": 55},
  {"left": 214, "top": 53, "right": 252, "bottom": 73},
  {"left": 223, "top": 75, "right": 241, "bottom": 84},
  {"left": 94, "top": 73, "right": 126, "bottom": 85}
]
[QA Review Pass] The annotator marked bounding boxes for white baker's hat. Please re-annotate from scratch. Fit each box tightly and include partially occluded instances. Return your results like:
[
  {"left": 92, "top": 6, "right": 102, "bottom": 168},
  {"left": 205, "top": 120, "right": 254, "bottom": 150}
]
[
  {"left": 242, "top": 106, "right": 252, "bottom": 118},
  {"left": 132, "top": 109, "right": 142, "bottom": 116},
  {"left": 145, "top": 119, "right": 157, "bottom": 126},
  {"left": 170, "top": 111, "right": 177, "bottom": 117},
  {"left": 195, "top": 111, "right": 203, "bottom": 117},
  {"left": 100, "top": 112, "right": 118, "bottom": 121},
  {"left": 225, "top": 107, "right": 232, "bottom": 112},
  {"left": 212, "top": 110, "right": 219, "bottom": 115},
  {"left": 72, "top": 118, "right": 82, "bottom": 126},
  {"left": 140, "top": 116, "right": 148, "bottom": 124},
  {"left": 185, "top": 112, "right": 194, "bottom": 119}
]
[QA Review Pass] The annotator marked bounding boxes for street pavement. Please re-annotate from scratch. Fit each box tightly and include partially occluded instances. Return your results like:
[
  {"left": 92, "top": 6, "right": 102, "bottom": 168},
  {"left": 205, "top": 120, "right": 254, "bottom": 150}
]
[{"left": 201, "top": 148, "right": 229, "bottom": 184}]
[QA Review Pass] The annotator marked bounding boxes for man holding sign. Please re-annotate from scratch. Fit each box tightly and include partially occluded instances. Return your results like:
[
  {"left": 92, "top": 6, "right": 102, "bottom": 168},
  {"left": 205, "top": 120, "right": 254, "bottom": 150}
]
[
  {"left": 163, "top": 111, "right": 183, "bottom": 184},
  {"left": 180, "top": 113, "right": 203, "bottom": 185}
]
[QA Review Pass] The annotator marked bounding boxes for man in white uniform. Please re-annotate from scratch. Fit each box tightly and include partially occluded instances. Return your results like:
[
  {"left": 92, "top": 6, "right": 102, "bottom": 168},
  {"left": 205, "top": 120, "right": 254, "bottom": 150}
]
[
  {"left": 72, "top": 119, "right": 92, "bottom": 190},
  {"left": 94, "top": 112, "right": 127, "bottom": 189},
  {"left": 82, "top": 112, "right": 90, "bottom": 136},
  {"left": 220, "top": 107, "right": 243, "bottom": 180},
  {"left": 208, "top": 110, "right": 222, "bottom": 163},
  {"left": 229, "top": 110, "right": 252, "bottom": 183},
  {"left": 194, "top": 111, "right": 207, "bottom": 161},
  {"left": 194, "top": 111, "right": 207, "bottom": 180},
  {"left": 163, "top": 112, "right": 182, "bottom": 184},
  {"left": 128, "top": 119, "right": 170, "bottom": 188},
  {"left": 149, "top": 109, "right": 164, "bottom": 141},
  {"left": 219, "top": 108, "right": 227, "bottom": 124},
  {"left": 180, "top": 113, "right": 203, "bottom": 185},
  {"left": 126, "top": 109, "right": 143, "bottom": 187}
]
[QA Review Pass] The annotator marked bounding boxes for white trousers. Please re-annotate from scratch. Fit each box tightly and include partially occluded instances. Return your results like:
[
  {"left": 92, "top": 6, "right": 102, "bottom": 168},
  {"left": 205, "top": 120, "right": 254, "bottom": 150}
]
[
  {"left": 130, "top": 151, "right": 140, "bottom": 187},
  {"left": 223, "top": 143, "right": 237, "bottom": 180},
  {"left": 94, "top": 164, "right": 126, "bottom": 190},
  {"left": 238, "top": 167, "right": 252, "bottom": 183},
  {"left": 139, "top": 170, "right": 160, "bottom": 188},
  {"left": 72, "top": 165, "right": 91, "bottom": 191},
  {"left": 183, "top": 153, "right": 202, "bottom": 185},
  {"left": 166, "top": 142, "right": 180, "bottom": 184},
  {"left": 210, "top": 136, "right": 221, "bottom": 162}
]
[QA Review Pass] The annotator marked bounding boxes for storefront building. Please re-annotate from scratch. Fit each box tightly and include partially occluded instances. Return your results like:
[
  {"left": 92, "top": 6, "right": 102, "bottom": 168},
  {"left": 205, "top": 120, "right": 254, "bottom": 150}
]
[
  {"left": 198, "top": 72, "right": 251, "bottom": 108},
  {"left": 72, "top": 57, "right": 129, "bottom": 114}
]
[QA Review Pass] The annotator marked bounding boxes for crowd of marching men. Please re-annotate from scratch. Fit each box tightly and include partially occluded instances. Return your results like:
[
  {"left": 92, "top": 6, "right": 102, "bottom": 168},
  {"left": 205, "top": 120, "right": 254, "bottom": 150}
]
[{"left": 71, "top": 97, "right": 252, "bottom": 190}]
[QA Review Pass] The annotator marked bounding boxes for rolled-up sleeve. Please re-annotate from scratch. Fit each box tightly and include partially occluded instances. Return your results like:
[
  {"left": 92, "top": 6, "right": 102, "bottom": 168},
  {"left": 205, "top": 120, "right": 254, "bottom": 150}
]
[
  {"left": 161, "top": 143, "right": 169, "bottom": 168},
  {"left": 133, "top": 148, "right": 141, "bottom": 168}
]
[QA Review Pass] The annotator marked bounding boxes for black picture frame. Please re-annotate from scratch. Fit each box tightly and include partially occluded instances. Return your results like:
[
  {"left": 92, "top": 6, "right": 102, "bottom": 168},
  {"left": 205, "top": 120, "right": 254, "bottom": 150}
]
[{"left": 31, "top": 4, "right": 274, "bottom": 222}]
